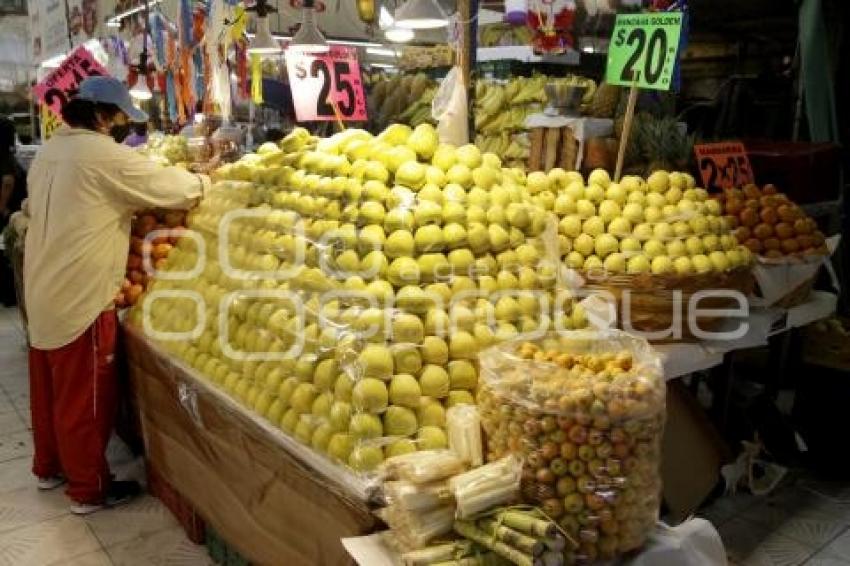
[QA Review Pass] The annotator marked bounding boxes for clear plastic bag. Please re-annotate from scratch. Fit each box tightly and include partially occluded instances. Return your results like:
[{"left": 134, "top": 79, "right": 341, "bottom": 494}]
[
  {"left": 127, "top": 123, "right": 578, "bottom": 490},
  {"left": 478, "top": 330, "right": 666, "bottom": 563},
  {"left": 432, "top": 66, "right": 469, "bottom": 146}
]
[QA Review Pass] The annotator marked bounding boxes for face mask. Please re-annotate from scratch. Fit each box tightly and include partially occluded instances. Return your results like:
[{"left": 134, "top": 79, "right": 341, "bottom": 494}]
[{"left": 110, "top": 123, "right": 131, "bottom": 143}]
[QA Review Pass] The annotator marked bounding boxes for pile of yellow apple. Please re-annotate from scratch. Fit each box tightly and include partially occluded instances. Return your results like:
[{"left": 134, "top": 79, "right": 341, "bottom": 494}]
[
  {"left": 132, "top": 123, "right": 587, "bottom": 474},
  {"left": 525, "top": 168, "right": 753, "bottom": 277}
]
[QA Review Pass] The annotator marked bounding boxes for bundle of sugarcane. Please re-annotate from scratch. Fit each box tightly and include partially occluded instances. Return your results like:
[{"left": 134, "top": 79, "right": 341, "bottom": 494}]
[
  {"left": 453, "top": 509, "right": 574, "bottom": 566},
  {"left": 379, "top": 502, "right": 456, "bottom": 550},
  {"left": 383, "top": 449, "right": 467, "bottom": 485},
  {"left": 448, "top": 456, "right": 521, "bottom": 519},
  {"left": 447, "top": 404, "right": 483, "bottom": 467},
  {"left": 384, "top": 480, "right": 453, "bottom": 511}
]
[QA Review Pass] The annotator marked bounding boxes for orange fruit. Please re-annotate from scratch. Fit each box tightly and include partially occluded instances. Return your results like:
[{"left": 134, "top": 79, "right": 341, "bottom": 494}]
[
  {"left": 745, "top": 238, "right": 763, "bottom": 253},
  {"left": 735, "top": 226, "right": 752, "bottom": 242},
  {"left": 781, "top": 239, "right": 800, "bottom": 254},
  {"left": 740, "top": 208, "right": 759, "bottom": 227},
  {"left": 774, "top": 222, "right": 794, "bottom": 240},
  {"left": 763, "top": 238, "right": 782, "bottom": 251},
  {"left": 760, "top": 207, "right": 779, "bottom": 224},
  {"left": 753, "top": 223, "right": 774, "bottom": 240}
]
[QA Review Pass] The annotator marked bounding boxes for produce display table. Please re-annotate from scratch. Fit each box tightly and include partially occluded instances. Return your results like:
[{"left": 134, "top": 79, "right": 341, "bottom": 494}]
[
  {"left": 658, "top": 291, "right": 837, "bottom": 380},
  {"left": 123, "top": 324, "right": 377, "bottom": 566},
  {"left": 122, "top": 291, "right": 835, "bottom": 565}
]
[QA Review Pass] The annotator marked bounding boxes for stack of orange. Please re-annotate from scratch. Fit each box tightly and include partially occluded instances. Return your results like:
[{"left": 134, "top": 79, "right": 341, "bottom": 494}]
[
  {"left": 116, "top": 209, "right": 186, "bottom": 308},
  {"left": 716, "top": 184, "right": 827, "bottom": 260}
]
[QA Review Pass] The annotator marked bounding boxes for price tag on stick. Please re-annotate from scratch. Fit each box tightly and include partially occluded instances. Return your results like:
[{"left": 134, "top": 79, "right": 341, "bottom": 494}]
[
  {"left": 286, "top": 46, "right": 367, "bottom": 122},
  {"left": 606, "top": 12, "right": 683, "bottom": 91},
  {"left": 694, "top": 141, "right": 755, "bottom": 192}
]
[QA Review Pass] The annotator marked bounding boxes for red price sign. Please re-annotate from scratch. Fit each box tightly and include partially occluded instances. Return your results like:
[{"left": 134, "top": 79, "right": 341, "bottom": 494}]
[
  {"left": 285, "top": 46, "right": 367, "bottom": 122},
  {"left": 33, "top": 46, "right": 108, "bottom": 117},
  {"left": 694, "top": 141, "right": 755, "bottom": 192}
]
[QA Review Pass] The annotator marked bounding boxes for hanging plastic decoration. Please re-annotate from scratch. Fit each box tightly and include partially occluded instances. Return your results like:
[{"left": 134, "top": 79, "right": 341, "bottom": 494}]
[
  {"left": 166, "top": 36, "right": 179, "bottom": 121},
  {"left": 356, "top": 0, "right": 376, "bottom": 24},
  {"left": 527, "top": 0, "right": 576, "bottom": 53},
  {"left": 250, "top": 53, "right": 263, "bottom": 105},
  {"left": 504, "top": 0, "right": 528, "bottom": 25},
  {"left": 206, "top": 0, "right": 233, "bottom": 122}
]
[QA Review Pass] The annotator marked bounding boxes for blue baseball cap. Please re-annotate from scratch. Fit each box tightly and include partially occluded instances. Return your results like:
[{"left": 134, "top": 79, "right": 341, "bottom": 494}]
[{"left": 77, "top": 76, "right": 149, "bottom": 123}]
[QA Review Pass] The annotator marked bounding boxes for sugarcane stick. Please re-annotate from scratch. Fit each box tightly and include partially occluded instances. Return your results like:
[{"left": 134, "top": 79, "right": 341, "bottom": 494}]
[
  {"left": 401, "top": 543, "right": 460, "bottom": 566},
  {"left": 497, "top": 511, "right": 557, "bottom": 539},
  {"left": 478, "top": 519, "right": 546, "bottom": 557},
  {"left": 454, "top": 521, "right": 534, "bottom": 566}
]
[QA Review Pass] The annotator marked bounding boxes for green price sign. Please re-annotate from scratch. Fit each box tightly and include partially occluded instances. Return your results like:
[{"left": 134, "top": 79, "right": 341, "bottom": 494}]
[{"left": 605, "top": 12, "right": 683, "bottom": 91}]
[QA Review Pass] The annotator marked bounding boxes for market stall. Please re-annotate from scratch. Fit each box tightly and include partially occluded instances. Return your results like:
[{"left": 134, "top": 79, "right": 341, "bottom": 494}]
[{"left": 11, "top": 0, "right": 845, "bottom": 564}]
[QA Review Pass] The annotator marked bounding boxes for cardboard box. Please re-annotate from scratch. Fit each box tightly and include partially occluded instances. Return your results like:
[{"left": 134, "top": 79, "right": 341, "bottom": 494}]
[
  {"left": 661, "top": 381, "right": 730, "bottom": 523},
  {"left": 124, "top": 325, "right": 377, "bottom": 566}
]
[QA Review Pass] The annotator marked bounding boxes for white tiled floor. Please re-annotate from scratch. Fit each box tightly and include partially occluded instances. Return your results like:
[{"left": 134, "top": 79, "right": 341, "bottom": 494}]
[
  {"left": 698, "top": 472, "right": 850, "bottom": 565},
  {"left": 0, "top": 308, "right": 211, "bottom": 565}
]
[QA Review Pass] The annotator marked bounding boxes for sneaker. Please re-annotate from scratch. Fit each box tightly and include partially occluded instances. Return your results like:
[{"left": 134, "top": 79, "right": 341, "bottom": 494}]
[
  {"left": 70, "top": 480, "right": 142, "bottom": 515},
  {"left": 37, "top": 475, "right": 65, "bottom": 490}
]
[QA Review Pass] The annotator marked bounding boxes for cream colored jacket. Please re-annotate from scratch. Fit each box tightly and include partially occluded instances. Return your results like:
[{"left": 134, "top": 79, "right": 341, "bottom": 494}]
[{"left": 24, "top": 127, "right": 208, "bottom": 349}]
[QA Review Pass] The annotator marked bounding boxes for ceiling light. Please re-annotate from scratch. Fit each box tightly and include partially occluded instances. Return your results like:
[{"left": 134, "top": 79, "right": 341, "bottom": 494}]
[
  {"left": 366, "top": 47, "right": 397, "bottom": 57},
  {"left": 249, "top": 16, "right": 282, "bottom": 54},
  {"left": 394, "top": 0, "right": 448, "bottom": 29},
  {"left": 378, "top": 5, "right": 394, "bottom": 28},
  {"left": 385, "top": 27, "right": 414, "bottom": 43},
  {"left": 290, "top": 0, "right": 329, "bottom": 53},
  {"left": 129, "top": 79, "right": 152, "bottom": 100},
  {"left": 370, "top": 63, "right": 397, "bottom": 69}
]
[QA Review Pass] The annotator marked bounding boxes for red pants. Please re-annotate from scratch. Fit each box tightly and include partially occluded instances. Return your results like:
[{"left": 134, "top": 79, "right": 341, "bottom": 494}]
[{"left": 29, "top": 310, "right": 118, "bottom": 504}]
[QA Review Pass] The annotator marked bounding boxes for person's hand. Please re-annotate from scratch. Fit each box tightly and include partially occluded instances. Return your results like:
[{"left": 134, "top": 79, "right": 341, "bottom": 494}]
[{"left": 190, "top": 153, "right": 221, "bottom": 174}]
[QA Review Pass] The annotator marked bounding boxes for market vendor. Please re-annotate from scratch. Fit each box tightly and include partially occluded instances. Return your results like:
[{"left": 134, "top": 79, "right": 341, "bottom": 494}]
[{"left": 23, "top": 76, "right": 210, "bottom": 515}]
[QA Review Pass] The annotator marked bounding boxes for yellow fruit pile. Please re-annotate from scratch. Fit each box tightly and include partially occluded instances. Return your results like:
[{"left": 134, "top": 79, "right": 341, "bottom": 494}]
[
  {"left": 132, "top": 124, "right": 586, "bottom": 474},
  {"left": 526, "top": 167, "right": 753, "bottom": 276}
]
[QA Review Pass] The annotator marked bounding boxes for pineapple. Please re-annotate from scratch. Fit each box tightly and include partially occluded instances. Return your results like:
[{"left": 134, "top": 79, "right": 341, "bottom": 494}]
[
  {"left": 588, "top": 82, "right": 622, "bottom": 118},
  {"left": 624, "top": 113, "right": 694, "bottom": 175}
]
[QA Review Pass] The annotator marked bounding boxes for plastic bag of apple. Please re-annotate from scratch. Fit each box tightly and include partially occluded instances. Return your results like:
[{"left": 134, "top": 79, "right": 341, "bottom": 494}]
[
  {"left": 479, "top": 331, "right": 665, "bottom": 564},
  {"left": 116, "top": 209, "right": 186, "bottom": 308},
  {"left": 131, "top": 123, "right": 588, "bottom": 477}
]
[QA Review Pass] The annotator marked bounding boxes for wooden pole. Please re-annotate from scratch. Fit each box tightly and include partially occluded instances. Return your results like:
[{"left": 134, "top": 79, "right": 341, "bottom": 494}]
[
  {"left": 613, "top": 84, "right": 638, "bottom": 182},
  {"left": 458, "top": 0, "right": 478, "bottom": 143}
]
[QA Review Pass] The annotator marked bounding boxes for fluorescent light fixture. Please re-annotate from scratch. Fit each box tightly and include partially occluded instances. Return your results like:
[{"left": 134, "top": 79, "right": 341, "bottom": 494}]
[
  {"left": 582, "top": 45, "right": 595, "bottom": 53},
  {"left": 370, "top": 63, "right": 397, "bottom": 69},
  {"left": 366, "top": 47, "right": 397, "bottom": 57},
  {"left": 129, "top": 79, "right": 152, "bottom": 100},
  {"left": 385, "top": 27, "right": 414, "bottom": 43},
  {"left": 106, "top": 0, "right": 162, "bottom": 27},
  {"left": 327, "top": 38, "right": 382, "bottom": 47},
  {"left": 394, "top": 0, "right": 448, "bottom": 29},
  {"left": 378, "top": 5, "right": 394, "bottom": 28},
  {"left": 290, "top": 0, "right": 329, "bottom": 53},
  {"left": 248, "top": 16, "right": 283, "bottom": 54}
]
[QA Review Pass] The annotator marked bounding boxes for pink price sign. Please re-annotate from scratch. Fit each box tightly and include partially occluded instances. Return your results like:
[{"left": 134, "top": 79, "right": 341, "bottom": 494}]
[
  {"left": 33, "top": 46, "right": 108, "bottom": 117},
  {"left": 285, "top": 46, "right": 367, "bottom": 122}
]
